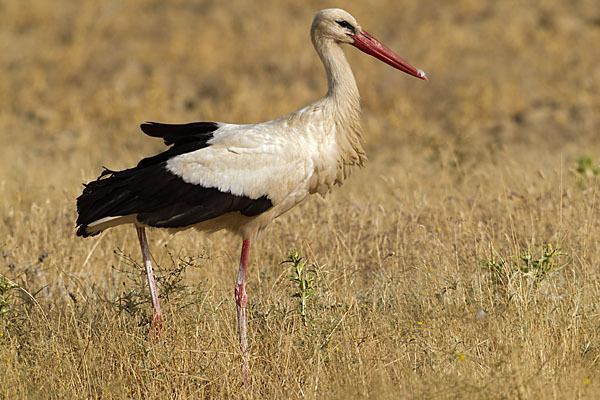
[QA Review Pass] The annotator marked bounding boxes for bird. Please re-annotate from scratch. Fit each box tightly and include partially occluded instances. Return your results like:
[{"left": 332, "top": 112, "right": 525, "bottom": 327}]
[{"left": 76, "top": 8, "right": 426, "bottom": 379}]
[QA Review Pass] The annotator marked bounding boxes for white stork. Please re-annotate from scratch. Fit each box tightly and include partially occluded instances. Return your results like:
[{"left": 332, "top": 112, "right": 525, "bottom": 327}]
[{"left": 76, "top": 7, "right": 426, "bottom": 374}]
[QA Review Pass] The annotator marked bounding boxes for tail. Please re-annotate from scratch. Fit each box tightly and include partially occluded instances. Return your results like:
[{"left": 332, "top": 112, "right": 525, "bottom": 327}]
[{"left": 76, "top": 167, "right": 140, "bottom": 237}]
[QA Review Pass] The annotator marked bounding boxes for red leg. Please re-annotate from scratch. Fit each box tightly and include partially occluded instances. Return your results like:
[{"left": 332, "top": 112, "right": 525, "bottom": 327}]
[
  {"left": 235, "top": 238, "right": 251, "bottom": 383},
  {"left": 136, "top": 226, "right": 163, "bottom": 336}
]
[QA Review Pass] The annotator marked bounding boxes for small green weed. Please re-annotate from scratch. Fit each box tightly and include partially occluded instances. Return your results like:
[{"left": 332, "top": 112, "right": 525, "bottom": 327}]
[
  {"left": 283, "top": 250, "right": 316, "bottom": 325},
  {"left": 575, "top": 155, "right": 600, "bottom": 178},
  {"left": 573, "top": 155, "right": 600, "bottom": 188},
  {"left": 518, "top": 243, "right": 566, "bottom": 279},
  {"left": 483, "top": 243, "right": 567, "bottom": 286},
  {"left": 482, "top": 252, "right": 511, "bottom": 287},
  {"left": 0, "top": 277, "right": 18, "bottom": 317}
]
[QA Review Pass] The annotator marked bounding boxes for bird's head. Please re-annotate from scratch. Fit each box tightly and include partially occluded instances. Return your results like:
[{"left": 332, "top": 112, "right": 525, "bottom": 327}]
[{"left": 311, "top": 8, "right": 427, "bottom": 81}]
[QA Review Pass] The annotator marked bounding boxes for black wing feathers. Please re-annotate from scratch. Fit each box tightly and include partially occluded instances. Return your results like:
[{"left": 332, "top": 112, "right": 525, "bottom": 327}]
[
  {"left": 140, "top": 121, "right": 220, "bottom": 145},
  {"left": 76, "top": 163, "right": 272, "bottom": 237},
  {"left": 76, "top": 121, "right": 273, "bottom": 237},
  {"left": 136, "top": 122, "right": 221, "bottom": 168}
]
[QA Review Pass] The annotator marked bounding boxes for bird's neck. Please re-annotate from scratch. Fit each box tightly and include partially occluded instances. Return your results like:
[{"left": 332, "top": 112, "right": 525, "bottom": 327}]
[
  {"left": 315, "top": 39, "right": 360, "bottom": 110},
  {"left": 314, "top": 39, "right": 366, "bottom": 169}
]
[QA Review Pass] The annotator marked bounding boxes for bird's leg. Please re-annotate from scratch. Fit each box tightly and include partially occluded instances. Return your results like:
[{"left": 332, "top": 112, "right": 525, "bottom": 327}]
[
  {"left": 235, "top": 238, "right": 251, "bottom": 383},
  {"left": 136, "top": 226, "right": 163, "bottom": 336}
]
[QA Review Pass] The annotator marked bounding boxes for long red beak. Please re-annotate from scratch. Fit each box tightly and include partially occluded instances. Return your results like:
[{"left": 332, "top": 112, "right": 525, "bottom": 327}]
[{"left": 351, "top": 30, "right": 427, "bottom": 80}]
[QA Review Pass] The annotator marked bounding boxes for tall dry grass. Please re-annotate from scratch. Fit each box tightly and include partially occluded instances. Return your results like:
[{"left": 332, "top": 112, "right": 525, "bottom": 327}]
[{"left": 1, "top": 0, "right": 600, "bottom": 398}]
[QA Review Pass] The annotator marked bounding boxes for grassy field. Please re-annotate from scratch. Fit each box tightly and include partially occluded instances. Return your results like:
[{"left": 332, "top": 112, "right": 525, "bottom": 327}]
[{"left": 2, "top": 0, "right": 600, "bottom": 398}]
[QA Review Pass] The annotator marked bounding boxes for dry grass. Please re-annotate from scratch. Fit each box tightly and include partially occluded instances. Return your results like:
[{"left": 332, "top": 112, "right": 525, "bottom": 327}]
[{"left": 2, "top": 0, "right": 600, "bottom": 398}]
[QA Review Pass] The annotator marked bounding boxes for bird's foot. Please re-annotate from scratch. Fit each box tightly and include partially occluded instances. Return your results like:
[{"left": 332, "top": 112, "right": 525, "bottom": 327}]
[
  {"left": 150, "top": 312, "right": 163, "bottom": 335},
  {"left": 141, "top": 312, "right": 163, "bottom": 340}
]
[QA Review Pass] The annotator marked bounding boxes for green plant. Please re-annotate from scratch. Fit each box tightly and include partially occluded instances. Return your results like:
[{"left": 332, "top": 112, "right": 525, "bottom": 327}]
[
  {"left": 481, "top": 252, "right": 511, "bottom": 286},
  {"left": 518, "top": 243, "right": 566, "bottom": 279},
  {"left": 575, "top": 155, "right": 600, "bottom": 178},
  {"left": 283, "top": 250, "right": 316, "bottom": 325},
  {"left": 482, "top": 243, "right": 567, "bottom": 286},
  {"left": 0, "top": 277, "right": 17, "bottom": 317}
]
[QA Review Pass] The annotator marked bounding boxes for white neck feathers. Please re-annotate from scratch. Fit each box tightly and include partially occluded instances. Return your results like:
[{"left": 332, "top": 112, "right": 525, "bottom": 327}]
[{"left": 311, "top": 34, "right": 366, "bottom": 170}]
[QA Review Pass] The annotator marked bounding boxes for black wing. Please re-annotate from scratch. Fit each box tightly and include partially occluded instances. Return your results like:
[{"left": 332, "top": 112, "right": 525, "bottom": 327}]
[
  {"left": 135, "top": 121, "right": 221, "bottom": 168},
  {"left": 140, "top": 121, "right": 221, "bottom": 146},
  {"left": 76, "top": 163, "right": 273, "bottom": 237},
  {"left": 76, "top": 121, "right": 273, "bottom": 237}
]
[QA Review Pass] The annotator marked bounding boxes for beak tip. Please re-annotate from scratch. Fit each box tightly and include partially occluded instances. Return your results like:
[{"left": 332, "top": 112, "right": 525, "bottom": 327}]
[{"left": 417, "top": 68, "right": 427, "bottom": 80}]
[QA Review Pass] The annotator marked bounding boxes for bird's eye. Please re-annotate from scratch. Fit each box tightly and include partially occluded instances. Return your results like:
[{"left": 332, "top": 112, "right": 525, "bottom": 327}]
[{"left": 336, "top": 20, "right": 355, "bottom": 34}]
